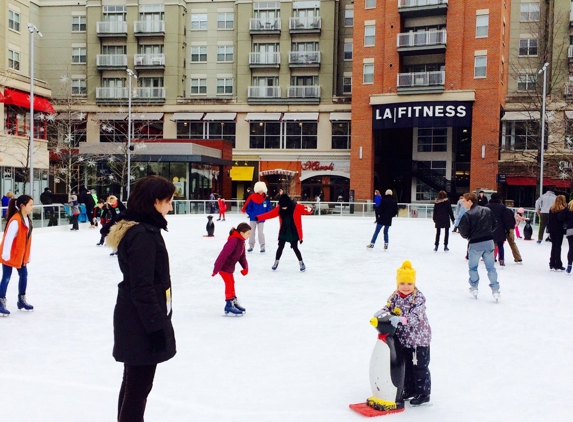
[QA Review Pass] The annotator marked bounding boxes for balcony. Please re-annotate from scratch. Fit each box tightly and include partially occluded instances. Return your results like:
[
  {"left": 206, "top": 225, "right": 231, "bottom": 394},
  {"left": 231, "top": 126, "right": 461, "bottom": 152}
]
[
  {"left": 96, "top": 21, "right": 128, "bottom": 37},
  {"left": 249, "top": 18, "right": 281, "bottom": 34},
  {"left": 397, "top": 30, "right": 447, "bottom": 54},
  {"left": 289, "top": 17, "right": 321, "bottom": 33},
  {"left": 96, "top": 54, "right": 128, "bottom": 70},
  {"left": 398, "top": 0, "right": 448, "bottom": 17},
  {"left": 289, "top": 51, "right": 320, "bottom": 67},
  {"left": 570, "top": 11, "right": 573, "bottom": 26},
  {"left": 568, "top": 45, "right": 573, "bottom": 61},
  {"left": 288, "top": 85, "right": 321, "bottom": 98},
  {"left": 248, "top": 86, "right": 282, "bottom": 99},
  {"left": 397, "top": 71, "right": 445, "bottom": 94},
  {"left": 249, "top": 52, "right": 281, "bottom": 68},
  {"left": 134, "top": 20, "right": 165, "bottom": 36},
  {"left": 96, "top": 87, "right": 128, "bottom": 103},
  {"left": 565, "top": 85, "right": 573, "bottom": 97},
  {"left": 133, "top": 87, "right": 166, "bottom": 103},
  {"left": 134, "top": 54, "right": 165, "bottom": 69}
]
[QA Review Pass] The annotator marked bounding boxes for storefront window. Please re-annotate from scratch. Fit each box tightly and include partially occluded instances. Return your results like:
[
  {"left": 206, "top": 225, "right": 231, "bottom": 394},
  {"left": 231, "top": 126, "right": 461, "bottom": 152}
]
[
  {"left": 331, "top": 121, "right": 351, "bottom": 149},
  {"left": 3, "top": 106, "right": 47, "bottom": 140},
  {"left": 249, "top": 122, "right": 280, "bottom": 149},
  {"left": 134, "top": 120, "right": 163, "bottom": 140},
  {"left": 177, "top": 121, "right": 204, "bottom": 139},
  {"left": 285, "top": 122, "right": 317, "bottom": 149},
  {"left": 417, "top": 127, "right": 447, "bottom": 152},
  {"left": 207, "top": 121, "right": 236, "bottom": 146},
  {"left": 100, "top": 121, "right": 128, "bottom": 142}
]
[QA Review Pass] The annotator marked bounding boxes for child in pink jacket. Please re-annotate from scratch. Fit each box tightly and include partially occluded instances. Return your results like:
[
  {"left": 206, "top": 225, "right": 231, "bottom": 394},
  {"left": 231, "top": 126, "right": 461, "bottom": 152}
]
[{"left": 515, "top": 207, "right": 526, "bottom": 238}]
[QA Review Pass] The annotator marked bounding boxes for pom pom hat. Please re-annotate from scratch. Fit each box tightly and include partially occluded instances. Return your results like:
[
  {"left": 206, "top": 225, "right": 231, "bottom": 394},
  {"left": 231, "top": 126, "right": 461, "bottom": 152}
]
[
  {"left": 254, "top": 181, "right": 268, "bottom": 194},
  {"left": 396, "top": 260, "right": 416, "bottom": 286}
]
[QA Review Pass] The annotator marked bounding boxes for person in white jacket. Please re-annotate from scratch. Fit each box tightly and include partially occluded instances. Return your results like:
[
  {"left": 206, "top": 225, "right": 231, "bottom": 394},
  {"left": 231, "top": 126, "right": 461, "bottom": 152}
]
[{"left": 535, "top": 189, "right": 557, "bottom": 243}]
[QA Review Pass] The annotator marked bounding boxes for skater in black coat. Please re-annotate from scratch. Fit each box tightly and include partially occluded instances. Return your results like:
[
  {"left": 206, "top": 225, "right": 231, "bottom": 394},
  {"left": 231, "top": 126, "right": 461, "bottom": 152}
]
[
  {"left": 367, "top": 190, "right": 398, "bottom": 249},
  {"left": 432, "top": 191, "right": 455, "bottom": 251},
  {"left": 485, "top": 193, "right": 508, "bottom": 266},
  {"left": 106, "top": 175, "right": 177, "bottom": 422}
]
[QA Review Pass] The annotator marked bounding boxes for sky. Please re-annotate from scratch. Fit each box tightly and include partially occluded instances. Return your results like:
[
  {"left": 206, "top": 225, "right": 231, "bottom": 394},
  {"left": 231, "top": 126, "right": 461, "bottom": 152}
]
[{"left": 1, "top": 213, "right": 571, "bottom": 421}]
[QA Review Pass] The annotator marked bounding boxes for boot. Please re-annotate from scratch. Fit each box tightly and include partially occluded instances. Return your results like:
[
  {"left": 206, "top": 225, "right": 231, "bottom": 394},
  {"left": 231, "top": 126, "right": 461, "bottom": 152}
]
[
  {"left": 433, "top": 245, "right": 438, "bottom": 252},
  {"left": 0, "top": 297, "right": 10, "bottom": 317},
  {"left": 299, "top": 261, "right": 306, "bottom": 272},
  {"left": 17, "top": 294, "right": 34, "bottom": 311},
  {"left": 232, "top": 297, "right": 246, "bottom": 312},
  {"left": 224, "top": 299, "right": 244, "bottom": 316},
  {"left": 444, "top": 245, "right": 449, "bottom": 251},
  {"left": 272, "top": 260, "right": 280, "bottom": 270}
]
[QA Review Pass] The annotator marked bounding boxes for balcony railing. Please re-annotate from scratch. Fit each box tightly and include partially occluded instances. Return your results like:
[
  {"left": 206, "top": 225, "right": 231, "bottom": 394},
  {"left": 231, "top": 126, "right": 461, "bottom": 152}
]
[
  {"left": 398, "top": 0, "right": 448, "bottom": 7},
  {"left": 289, "top": 51, "right": 321, "bottom": 65},
  {"left": 397, "top": 71, "right": 445, "bottom": 88},
  {"left": 96, "top": 54, "right": 128, "bottom": 68},
  {"left": 134, "top": 87, "right": 166, "bottom": 99},
  {"left": 134, "top": 54, "right": 166, "bottom": 67},
  {"left": 397, "top": 30, "right": 447, "bottom": 48},
  {"left": 568, "top": 45, "right": 573, "bottom": 59},
  {"left": 287, "top": 85, "right": 321, "bottom": 98},
  {"left": 96, "top": 87, "right": 128, "bottom": 99},
  {"left": 565, "top": 85, "right": 573, "bottom": 96},
  {"left": 134, "top": 20, "right": 165, "bottom": 34},
  {"left": 249, "top": 18, "right": 281, "bottom": 31},
  {"left": 96, "top": 21, "right": 128, "bottom": 35},
  {"left": 289, "top": 17, "right": 321, "bottom": 30},
  {"left": 248, "top": 86, "right": 282, "bottom": 98},
  {"left": 249, "top": 52, "right": 281, "bottom": 66}
]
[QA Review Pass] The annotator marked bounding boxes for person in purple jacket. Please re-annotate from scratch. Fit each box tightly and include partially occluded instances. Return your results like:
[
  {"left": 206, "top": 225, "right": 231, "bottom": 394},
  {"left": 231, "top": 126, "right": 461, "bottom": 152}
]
[
  {"left": 375, "top": 260, "right": 432, "bottom": 406},
  {"left": 212, "top": 223, "right": 251, "bottom": 316}
]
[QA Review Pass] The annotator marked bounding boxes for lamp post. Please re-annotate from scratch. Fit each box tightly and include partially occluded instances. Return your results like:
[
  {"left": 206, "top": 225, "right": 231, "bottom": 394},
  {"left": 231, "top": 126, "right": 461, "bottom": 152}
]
[
  {"left": 126, "top": 69, "right": 137, "bottom": 200},
  {"left": 538, "top": 62, "right": 549, "bottom": 197},
  {"left": 28, "top": 23, "right": 42, "bottom": 197}
]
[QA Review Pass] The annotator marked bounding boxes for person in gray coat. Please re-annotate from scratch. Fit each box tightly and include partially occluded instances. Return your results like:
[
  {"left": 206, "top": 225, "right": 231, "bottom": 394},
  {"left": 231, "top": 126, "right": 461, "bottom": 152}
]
[{"left": 535, "top": 189, "right": 557, "bottom": 243}]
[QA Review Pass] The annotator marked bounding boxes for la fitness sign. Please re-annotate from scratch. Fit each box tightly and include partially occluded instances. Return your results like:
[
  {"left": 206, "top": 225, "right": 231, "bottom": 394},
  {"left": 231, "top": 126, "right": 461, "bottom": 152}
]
[
  {"left": 372, "top": 101, "right": 473, "bottom": 129},
  {"left": 301, "top": 161, "right": 334, "bottom": 171}
]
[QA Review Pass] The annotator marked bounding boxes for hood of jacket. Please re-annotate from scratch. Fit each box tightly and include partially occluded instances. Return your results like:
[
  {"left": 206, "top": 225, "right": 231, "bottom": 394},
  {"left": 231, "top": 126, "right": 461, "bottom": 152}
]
[
  {"left": 106, "top": 220, "right": 139, "bottom": 251},
  {"left": 228, "top": 230, "right": 245, "bottom": 242},
  {"left": 248, "top": 193, "right": 267, "bottom": 204}
]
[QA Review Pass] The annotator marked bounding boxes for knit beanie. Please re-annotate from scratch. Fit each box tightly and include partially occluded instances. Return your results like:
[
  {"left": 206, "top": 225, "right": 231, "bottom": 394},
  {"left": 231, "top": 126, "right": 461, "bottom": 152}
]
[
  {"left": 518, "top": 207, "right": 524, "bottom": 214},
  {"left": 254, "top": 181, "right": 268, "bottom": 194},
  {"left": 396, "top": 260, "right": 416, "bottom": 286},
  {"left": 278, "top": 194, "right": 291, "bottom": 207}
]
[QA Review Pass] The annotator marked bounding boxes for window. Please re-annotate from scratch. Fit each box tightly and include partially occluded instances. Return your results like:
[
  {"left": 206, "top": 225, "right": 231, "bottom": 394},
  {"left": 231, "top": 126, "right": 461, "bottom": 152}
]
[
  {"left": 191, "top": 46, "right": 207, "bottom": 62},
  {"left": 417, "top": 128, "right": 447, "bottom": 152},
  {"left": 503, "top": 121, "right": 540, "bottom": 150},
  {"left": 72, "top": 79, "right": 87, "bottom": 95},
  {"left": 285, "top": 122, "right": 317, "bottom": 149},
  {"left": 476, "top": 15, "right": 488, "bottom": 37},
  {"left": 102, "top": 45, "right": 126, "bottom": 55},
  {"left": 217, "top": 46, "right": 234, "bottom": 62},
  {"left": 72, "top": 48, "right": 87, "bottom": 64},
  {"left": 517, "top": 74, "right": 537, "bottom": 91},
  {"left": 190, "top": 78, "right": 207, "bottom": 94},
  {"left": 520, "top": 3, "right": 540, "bottom": 22},
  {"left": 254, "top": 2, "right": 281, "bottom": 25},
  {"left": 217, "top": 78, "right": 233, "bottom": 94},
  {"left": 519, "top": 38, "right": 538, "bottom": 56},
  {"left": 8, "top": 50, "right": 20, "bottom": 71},
  {"left": 344, "top": 42, "right": 353, "bottom": 60},
  {"left": 217, "top": 13, "right": 234, "bottom": 29},
  {"left": 191, "top": 14, "right": 207, "bottom": 30},
  {"left": 365, "top": 0, "right": 376, "bottom": 8},
  {"left": 343, "top": 76, "right": 352, "bottom": 94},
  {"left": 8, "top": 10, "right": 20, "bottom": 32},
  {"left": 100, "top": 121, "right": 128, "bottom": 143},
  {"left": 177, "top": 121, "right": 204, "bottom": 139},
  {"left": 207, "top": 121, "right": 236, "bottom": 145},
  {"left": 364, "top": 26, "right": 375, "bottom": 46},
  {"left": 332, "top": 122, "right": 351, "bottom": 149},
  {"left": 103, "top": 5, "right": 126, "bottom": 21},
  {"left": 474, "top": 56, "right": 487, "bottom": 78},
  {"left": 72, "top": 16, "right": 87, "bottom": 32},
  {"left": 363, "top": 63, "right": 374, "bottom": 84},
  {"left": 345, "top": 9, "right": 354, "bottom": 27},
  {"left": 249, "top": 122, "right": 281, "bottom": 149}
]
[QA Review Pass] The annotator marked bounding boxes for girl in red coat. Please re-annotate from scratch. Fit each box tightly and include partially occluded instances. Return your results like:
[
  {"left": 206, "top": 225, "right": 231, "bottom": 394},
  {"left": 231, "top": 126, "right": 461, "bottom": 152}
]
[
  {"left": 212, "top": 223, "right": 250, "bottom": 316},
  {"left": 256, "top": 194, "right": 313, "bottom": 272}
]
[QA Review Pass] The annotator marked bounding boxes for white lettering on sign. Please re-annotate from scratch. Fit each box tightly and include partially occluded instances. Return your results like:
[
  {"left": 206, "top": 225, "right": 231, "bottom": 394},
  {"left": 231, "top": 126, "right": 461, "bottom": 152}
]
[{"left": 375, "top": 104, "right": 468, "bottom": 120}]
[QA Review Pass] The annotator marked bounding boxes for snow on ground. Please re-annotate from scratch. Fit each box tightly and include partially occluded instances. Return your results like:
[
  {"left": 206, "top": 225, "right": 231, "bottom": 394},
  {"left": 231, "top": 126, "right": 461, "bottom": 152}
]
[{"left": 1, "top": 214, "right": 572, "bottom": 421}]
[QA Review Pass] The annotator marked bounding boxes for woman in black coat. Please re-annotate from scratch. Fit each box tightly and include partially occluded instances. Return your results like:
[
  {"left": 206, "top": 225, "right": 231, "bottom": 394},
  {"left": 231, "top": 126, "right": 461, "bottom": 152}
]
[
  {"left": 547, "top": 195, "right": 567, "bottom": 271},
  {"left": 367, "top": 189, "right": 398, "bottom": 249},
  {"left": 432, "top": 190, "right": 455, "bottom": 251},
  {"left": 107, "top": 176, "right": 176, "bottom": 422},
  {"left": 559, "top": 200, "right": 573, "bottom": 273},
  {"left": 485, "top": 193, "right": 509, "bottom": 266}
]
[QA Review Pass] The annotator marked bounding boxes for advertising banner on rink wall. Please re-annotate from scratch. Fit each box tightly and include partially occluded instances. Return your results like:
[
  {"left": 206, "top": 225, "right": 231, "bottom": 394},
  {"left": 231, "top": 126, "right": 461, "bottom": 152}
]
[{"left": 372, "top": 101, "right": 473, "bottom": 129}]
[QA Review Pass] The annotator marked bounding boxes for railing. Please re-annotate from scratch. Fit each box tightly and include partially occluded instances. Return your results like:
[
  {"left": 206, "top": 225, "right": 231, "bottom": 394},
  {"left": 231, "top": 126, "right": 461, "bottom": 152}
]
[
  {"left": 289, "top": 51, "right": 321, "bottom": 65},
  {"left": 397, "top": 30, "right": 447, "bottom": 47},
  {"left": 249, "top": 52, "right": 281, "bottom": 65},
  {"left": 397, "top": 71, "right": 445, "bottom": 87},
  {"left": 289, "top": 16, "right": 321, "bottom": 30},
  {"left": 96, "top": 54, "right": 128, "bottom": 67},
  {"left": 96, "top": 21, "right": 128, "bottom": 35},
  {"left": 249, "top": 18, "right": 281, "bottom": 31},
  {"left": 565, "top": 85, "right": 573, "bottom": 96},
  {"left": 134, "top": 54, "right": 165, "bottom": 66},
  {"left": 134, "top": 20, "right": 165, "bottom": 34},
  {"left": 398, "top": 0, "right": 448, "bottom": 7},
  {"left": 248, "top": 86, "right": 282, "bottom": 98},
  {"left": 412, "top": 160, "right": 450, "bottom": 192},
  {"left": 568, "top": 45, "right": 573, "bottom": 58},
  {"left": 96, "top": 87, "right": 128, "bottom": 99},
  {"left": 288, "top": 85, "right": 321, "bottom": 98},
  {"left": 134, "top": 87, "right": 166, "bottom": 99},
  {"left": 1, "top": 204, "right": 76, "bottom": 229}
]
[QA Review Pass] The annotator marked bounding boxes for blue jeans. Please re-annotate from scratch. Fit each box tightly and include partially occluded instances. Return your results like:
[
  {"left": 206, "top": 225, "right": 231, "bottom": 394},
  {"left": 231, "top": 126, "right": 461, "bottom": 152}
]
[
  {"left": 371, "top": 224, "right": 390, "bottom": 244},
  {"left": 0, "top": 264, "right": 28, "bottom": 298},
  {"left": 467, "top": 241, "right": 499, "bottom": 291}
]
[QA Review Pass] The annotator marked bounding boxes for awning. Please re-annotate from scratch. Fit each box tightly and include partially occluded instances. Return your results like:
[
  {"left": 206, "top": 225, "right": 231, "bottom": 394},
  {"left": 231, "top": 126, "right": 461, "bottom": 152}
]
[
  {"left": 501, "top": 111, "right": 540, "bottom": 121},
  {"left": 131, "top": 113, "right": 163, "bottom": 121},
  {"left": 329, "top": 112, "right": 351, "bottom": 121},
  {"left": 230, "top": 166, "right": 254, "bottom": 181},
  {"left": 245, "top": 113, "right": 282, "bottom": 121},
  {"left": 1, "top": 88, "right": 55, "bottom": 114},
  {"left": 170, "top": 112, "right": 204, "bottom": 121},
  {"left": 203, "top": 112, "right": 237, "bottom": 121},
  {"left": 506, "top": 176, "right": 571, "bottom": 188},
  {"left": 260, "top": 169, "right": 298, "bottom": 177},
  {"left": 282, "top": 112, "right": 319, "bottom": 121},
  {"left": 93, "top": 113, "right": 128, "bottom": 121}
]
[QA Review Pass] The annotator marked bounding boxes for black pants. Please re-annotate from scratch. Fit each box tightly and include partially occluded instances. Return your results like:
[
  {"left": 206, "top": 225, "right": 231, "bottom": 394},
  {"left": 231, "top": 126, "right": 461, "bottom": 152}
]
[
  {"left": 275, "top": 239, "right": 303, "bottom": 261},
  {"left": 403, "top": 346, "right": 431, "bottom": 396},
  {"left": 567, "top": 236, "right": 573, "bottom": 266},
  {"left": 434, "top": 228, "right": 449, "bottom": 246},
  {"left": 70, "top": 215, "right": 79, "bottom": 230},
  {"left": 118, "top": 363, "right": 157, "bottom": 422},
  {"left": 549, "top": 231, "right": 564, "bottom": 269}
]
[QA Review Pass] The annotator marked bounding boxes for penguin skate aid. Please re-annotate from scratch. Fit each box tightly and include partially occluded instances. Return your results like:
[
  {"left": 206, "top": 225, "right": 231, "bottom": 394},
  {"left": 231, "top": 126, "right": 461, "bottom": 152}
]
[{"left": 349, "top": 260, "right": 432, "bottom": 416}]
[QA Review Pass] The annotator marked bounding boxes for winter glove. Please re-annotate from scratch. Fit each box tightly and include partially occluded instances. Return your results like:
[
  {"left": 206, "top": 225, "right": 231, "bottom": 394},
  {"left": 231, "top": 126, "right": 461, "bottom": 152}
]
[
  {"left": 240, "top": 268, "right": 248, "bottom": 276},
  {"left": 389, "top": 316, "right": 407, "bottom": 328},
  {"left": 212, "top": 272, "right": 217, "bottom": 277},
  {"left": 149, "top": 329, "right": 166, "bottom": 355}
]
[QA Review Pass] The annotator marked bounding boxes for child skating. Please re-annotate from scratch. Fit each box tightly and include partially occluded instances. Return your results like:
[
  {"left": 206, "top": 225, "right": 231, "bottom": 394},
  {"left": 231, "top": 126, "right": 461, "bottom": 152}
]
[
  {"left": 515, "top": 207, "right": 526, "bottom": 238},
  {"left": 217, "top": 197, "right": 227, "bottom": 221},
  {"left": 212, "top": 223, "right": 250, "bottom": 316}
]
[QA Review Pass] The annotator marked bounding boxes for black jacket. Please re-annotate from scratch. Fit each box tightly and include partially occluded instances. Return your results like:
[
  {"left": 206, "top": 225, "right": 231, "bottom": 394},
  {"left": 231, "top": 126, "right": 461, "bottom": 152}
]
[
  {"left": 485, "top": 201, "right": 508, "bottom": 242},
  {"left": 40, "top": 190, "right": 54, "bottom": 205},
  {"left": 477, "top": 195, "right": 488, "bottom": 206},
  {"left": 78, "top": 189, "right": 95, "bottom": 210},
  {"left": 376, "top": 195, "right": 398, "bottom": 226},
  {"left": 559, "top": 207, "right": 573, "bottom": 236},
  {"left": 433, "top": 199, "right": 455, "bottom": 228},
  {"left": 110, "top": 214, "right": 176, "bottom": 366},
  {"left": 548, "top": 209, "right": 566, "bottom": 236},
  {"left": 459, "top": 204, "right": 497, "bottom": 244}
]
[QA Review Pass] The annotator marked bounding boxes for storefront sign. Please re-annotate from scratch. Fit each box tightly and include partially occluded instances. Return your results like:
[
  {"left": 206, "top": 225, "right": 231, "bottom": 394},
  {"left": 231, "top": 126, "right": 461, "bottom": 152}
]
[
  {"left": 301, "top": 161, "right": 334, "bottom": 171},
  {"left": 372, "top": 101, "right": 473, "bottom": 129}
]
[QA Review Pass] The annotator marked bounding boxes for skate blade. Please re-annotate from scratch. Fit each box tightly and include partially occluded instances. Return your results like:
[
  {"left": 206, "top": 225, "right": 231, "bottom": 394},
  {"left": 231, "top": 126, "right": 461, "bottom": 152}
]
[
  {"left": 223, "top": 313, "right": 244, "bottom": 317},
  {"left": 410, "top": 402, "right": 433, "bottom": 407},
  {"left": 0, "top": 314, "right": 9, "bottom": 317},
  {"left": 18, "top": 308, "right": 34, "bottom": 312}
]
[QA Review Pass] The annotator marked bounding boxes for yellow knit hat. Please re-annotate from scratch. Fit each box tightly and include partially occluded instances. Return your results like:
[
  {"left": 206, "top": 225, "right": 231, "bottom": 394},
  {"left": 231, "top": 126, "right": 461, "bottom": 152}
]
[{"left": 396, "top": 260, "right": 416, "bottom": 286}]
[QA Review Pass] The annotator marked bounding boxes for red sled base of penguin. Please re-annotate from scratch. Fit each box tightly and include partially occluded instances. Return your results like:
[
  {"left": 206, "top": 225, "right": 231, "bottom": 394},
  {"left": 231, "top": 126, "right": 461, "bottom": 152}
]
[{"left": 348, "top": 402, "right": 404, "bottom": 417}]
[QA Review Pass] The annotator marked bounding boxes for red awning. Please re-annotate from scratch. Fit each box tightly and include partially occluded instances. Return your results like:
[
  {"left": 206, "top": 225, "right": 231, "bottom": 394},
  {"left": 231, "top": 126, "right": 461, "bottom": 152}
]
[
  {"left": 1, "top": 88, "right": 55, "bottom": 114},
  {"left": 506, "top": 176, "right": 571, "bottom": 188}
]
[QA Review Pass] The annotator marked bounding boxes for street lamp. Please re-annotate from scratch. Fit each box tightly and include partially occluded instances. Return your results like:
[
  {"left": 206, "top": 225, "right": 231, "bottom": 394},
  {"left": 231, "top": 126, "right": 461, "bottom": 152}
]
[
  {"left": 538, "top": 62, "right": 549, "bottom": 197},
  {"left": 28, "top": 23, "right": 42, "bottom": 197},
  {"left": 126, "top": 68, "right": 137, "bottom": 200}
]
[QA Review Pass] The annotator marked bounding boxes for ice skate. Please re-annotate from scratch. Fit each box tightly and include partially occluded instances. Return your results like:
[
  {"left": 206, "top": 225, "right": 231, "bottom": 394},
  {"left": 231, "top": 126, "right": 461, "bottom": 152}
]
[
  {"left": 224, "top": 300, "right": 244, "bottom": 317},
  {"left": 260, "top": 248, "right": 265, "bottom": 253},
  {"left": 410, "top": 395, "right": 430, "bottom": 406},
  {"left": 492, "top": 290, "right": 501, "bottom": 302},
  {"left": 247, "top": 247, "right": 253, "bottom": 252},
  {"left": 0, "top": 297, "right": 10, "bottom": 317},
  {"left": 299, "top": 261, "right": 306, "bottom": 272},
  {"left": 433, "top": 245, "right": 438, "bottom": 252},
  {"left": 232, "top": 297, "right": 246, "bottom": 313},
  {"left": 384, "top": 243, "right": 388, "bottom": 250},
  {"left": 567, "top": 265, "right": 572, "bottom": 274},
  {"left": 444, "top": 246, "right": 449, "bottom": 252},
  {"left": 272, "top": 260, "right": 280, "bottom": 270},
  {"left": 469, "top": 287, "right": 478, "bottom": 299},
  {"left": 366, "top": 243, "right": 374, "bottom": 249},
  {"left": 17, "top": 294, "right": 34, "bottom": 311}
]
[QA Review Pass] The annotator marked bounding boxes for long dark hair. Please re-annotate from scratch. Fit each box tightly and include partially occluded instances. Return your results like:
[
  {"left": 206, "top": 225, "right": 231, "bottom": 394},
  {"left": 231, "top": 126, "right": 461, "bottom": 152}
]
[
  {"left": 126, "top": 176, "right": 176, "bottom": 218},
  {"left": 7, "top": 195, "right": 33, "bottom": 221}
]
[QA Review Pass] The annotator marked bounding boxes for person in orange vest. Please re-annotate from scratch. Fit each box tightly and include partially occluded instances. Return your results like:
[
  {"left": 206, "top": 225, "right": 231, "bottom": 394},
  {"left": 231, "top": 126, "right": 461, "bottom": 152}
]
[{"left": 0, "top": 195, "right": 35, "bottom": 316}]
